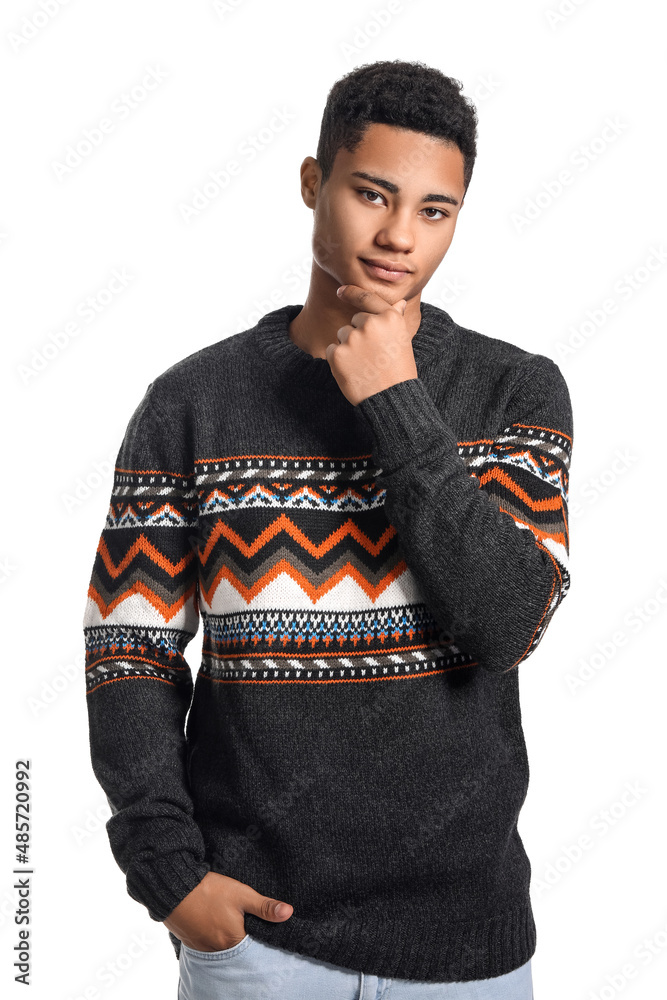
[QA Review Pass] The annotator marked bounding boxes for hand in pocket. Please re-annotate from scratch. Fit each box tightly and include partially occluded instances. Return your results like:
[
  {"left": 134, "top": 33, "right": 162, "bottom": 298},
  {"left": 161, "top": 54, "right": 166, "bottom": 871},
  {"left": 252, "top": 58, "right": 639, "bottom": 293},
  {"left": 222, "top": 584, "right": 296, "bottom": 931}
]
[{"left": 163, "top": 872, "right": 294, "bottom": 953}]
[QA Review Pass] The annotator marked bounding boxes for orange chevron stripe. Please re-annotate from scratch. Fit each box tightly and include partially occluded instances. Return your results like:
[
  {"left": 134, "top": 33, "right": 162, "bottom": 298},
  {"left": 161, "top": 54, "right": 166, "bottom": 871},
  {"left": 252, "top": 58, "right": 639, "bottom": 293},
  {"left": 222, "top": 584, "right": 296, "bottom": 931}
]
[
  {"left": 96, "top": 533, "right": 196, "bottom": 577},
  {"left": 200, "top": 515, "right": 397, "bottom": 564},
  {"left": 476, "top": 465, "right": 566, "bottom": 512},
  {"left": 87, "top": 578, "right": 197, "bottom": 623},
  {"left": 200, "top": 557, "right": 407, "bottom": 606}
]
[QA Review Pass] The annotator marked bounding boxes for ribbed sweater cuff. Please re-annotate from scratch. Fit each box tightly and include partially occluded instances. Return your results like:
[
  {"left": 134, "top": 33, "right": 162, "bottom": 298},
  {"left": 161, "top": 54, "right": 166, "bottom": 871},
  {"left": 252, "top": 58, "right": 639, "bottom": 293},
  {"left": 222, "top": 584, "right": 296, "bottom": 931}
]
[
  {"left": 356, "top": 377, "right": 460, "bottom": 473},
  {"left": 126, "top": 851, "right": 211, "bottom": 922}
]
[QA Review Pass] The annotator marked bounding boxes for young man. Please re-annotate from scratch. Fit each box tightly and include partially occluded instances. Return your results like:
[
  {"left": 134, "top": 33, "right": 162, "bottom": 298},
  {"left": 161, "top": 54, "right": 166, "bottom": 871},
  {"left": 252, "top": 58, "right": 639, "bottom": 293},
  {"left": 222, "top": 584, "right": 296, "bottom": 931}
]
[{"left": 83, "top": 59, "right": 571, "bottom": 998}]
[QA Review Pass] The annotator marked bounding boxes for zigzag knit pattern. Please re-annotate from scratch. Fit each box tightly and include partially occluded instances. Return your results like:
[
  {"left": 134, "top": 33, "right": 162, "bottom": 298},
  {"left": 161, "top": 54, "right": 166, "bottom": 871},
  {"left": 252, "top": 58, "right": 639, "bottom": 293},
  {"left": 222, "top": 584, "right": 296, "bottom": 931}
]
[
  {"left": 84, "top": 462, "right": 200, "bottom": 692},
  {"left": 84, "top": 418, "right": 570, "bottom": 690}
]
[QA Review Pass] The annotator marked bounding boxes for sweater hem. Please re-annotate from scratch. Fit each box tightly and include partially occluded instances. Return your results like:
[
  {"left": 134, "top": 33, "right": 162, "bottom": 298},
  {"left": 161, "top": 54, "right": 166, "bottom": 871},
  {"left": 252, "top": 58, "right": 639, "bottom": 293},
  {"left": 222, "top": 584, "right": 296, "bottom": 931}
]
[{"left": 237, "top": 898, "right": 536, "bottom": 983}]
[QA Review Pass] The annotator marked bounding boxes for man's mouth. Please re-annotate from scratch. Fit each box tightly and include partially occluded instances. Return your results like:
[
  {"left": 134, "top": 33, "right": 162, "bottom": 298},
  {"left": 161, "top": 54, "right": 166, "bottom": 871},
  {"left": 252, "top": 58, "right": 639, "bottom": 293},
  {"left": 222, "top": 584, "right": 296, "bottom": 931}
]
[{"left": 359, "top": 257, "right": 413, "bottom": 282}]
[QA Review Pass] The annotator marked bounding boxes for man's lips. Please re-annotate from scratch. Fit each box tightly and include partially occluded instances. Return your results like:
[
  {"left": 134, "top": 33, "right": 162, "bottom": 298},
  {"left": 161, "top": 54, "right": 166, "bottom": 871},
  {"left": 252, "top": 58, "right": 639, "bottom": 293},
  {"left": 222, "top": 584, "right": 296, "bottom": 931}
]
[
  {"left": 359, "top": 257, "right": 413, "bottom": 281},
  {"left": 360, "top": 257, "right": 412, "bottom": 272}
]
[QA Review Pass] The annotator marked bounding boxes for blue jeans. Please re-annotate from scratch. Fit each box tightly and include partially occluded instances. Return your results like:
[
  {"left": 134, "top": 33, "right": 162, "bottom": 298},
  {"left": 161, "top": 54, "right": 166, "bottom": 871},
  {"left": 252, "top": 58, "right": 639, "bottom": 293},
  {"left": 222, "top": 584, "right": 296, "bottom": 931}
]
[{"left": 177, "top": 933, "right": 534, "bottom": 999}]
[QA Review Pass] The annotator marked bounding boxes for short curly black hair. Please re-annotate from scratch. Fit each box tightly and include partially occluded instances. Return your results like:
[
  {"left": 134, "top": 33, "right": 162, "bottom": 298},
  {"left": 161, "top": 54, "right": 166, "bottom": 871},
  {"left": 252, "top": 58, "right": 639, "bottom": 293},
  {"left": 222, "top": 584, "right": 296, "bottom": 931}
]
[{"left": 316, "top": 59, "right": 478, "bottom": 197}]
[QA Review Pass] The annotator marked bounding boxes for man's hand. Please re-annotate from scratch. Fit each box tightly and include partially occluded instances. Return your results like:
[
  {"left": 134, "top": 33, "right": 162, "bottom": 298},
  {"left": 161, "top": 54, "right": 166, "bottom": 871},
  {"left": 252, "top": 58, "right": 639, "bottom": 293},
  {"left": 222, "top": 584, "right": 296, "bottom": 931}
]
[
  {"left": 324, "top": 285, "right": 418, "bottom": 406},
  {"left": 163, "top": 872, "right": 293, "bottom": 952}
]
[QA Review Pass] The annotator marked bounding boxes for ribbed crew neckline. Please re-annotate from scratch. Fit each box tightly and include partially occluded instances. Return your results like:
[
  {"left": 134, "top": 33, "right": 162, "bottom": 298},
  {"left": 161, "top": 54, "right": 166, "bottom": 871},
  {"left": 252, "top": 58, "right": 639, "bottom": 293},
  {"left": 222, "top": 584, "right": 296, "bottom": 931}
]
[{"left": 251, "top": 301, "right": 453, "bottom": 390}]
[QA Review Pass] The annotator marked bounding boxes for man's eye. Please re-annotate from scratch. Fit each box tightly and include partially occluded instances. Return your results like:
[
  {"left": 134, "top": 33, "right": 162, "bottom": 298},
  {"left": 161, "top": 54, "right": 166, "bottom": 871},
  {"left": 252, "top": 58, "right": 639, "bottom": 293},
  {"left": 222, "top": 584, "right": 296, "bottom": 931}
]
[
  {"left": 423, "top": 207, "right": 448, "bottom": 220},
  {"left": 359, "top": 189, "right": 383, "bottom": 203}
]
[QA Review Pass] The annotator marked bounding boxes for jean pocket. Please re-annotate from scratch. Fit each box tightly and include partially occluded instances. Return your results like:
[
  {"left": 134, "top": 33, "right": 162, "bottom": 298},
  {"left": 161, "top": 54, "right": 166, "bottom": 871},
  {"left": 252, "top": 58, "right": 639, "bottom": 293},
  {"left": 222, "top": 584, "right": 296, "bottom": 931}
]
[{"left": 180, "top": 933, "right": 252, "bottom": 962}]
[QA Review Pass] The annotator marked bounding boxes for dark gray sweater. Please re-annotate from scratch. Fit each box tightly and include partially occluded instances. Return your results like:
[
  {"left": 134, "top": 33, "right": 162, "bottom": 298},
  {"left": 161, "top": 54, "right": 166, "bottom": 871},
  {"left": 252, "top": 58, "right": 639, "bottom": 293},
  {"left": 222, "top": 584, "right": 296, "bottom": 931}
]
[{"left": 82, "top": 299, "right": 573, "bottom": 982}]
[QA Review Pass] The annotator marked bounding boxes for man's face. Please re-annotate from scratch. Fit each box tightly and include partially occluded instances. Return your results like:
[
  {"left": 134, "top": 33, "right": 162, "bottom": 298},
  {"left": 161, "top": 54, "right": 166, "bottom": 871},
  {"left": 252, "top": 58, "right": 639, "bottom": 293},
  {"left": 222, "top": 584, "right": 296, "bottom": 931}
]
[{"left": 307, "top": 122, "right": 466, "bottom": 303}]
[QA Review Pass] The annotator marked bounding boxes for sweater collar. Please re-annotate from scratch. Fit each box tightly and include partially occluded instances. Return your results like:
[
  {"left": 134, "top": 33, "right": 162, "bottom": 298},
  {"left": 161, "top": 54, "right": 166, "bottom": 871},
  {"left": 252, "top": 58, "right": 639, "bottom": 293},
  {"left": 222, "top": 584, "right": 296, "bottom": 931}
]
[{"left": 251, "top": 301, "right": 455, "bottom": 391}]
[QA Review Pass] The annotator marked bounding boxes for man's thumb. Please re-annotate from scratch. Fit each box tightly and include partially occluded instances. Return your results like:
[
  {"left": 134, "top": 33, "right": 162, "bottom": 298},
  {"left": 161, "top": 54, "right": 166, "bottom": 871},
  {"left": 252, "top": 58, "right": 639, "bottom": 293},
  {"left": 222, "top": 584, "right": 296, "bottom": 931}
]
[{"left": 246, "top": 891, "right": 294, "bottom": 922}]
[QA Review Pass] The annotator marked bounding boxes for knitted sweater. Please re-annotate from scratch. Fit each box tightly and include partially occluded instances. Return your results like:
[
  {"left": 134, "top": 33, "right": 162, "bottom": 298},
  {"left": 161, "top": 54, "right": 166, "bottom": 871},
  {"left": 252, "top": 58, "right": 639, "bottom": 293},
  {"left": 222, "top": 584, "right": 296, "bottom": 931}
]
[{"left": 82, "top": 299, "right": 573, "bottom": 983}]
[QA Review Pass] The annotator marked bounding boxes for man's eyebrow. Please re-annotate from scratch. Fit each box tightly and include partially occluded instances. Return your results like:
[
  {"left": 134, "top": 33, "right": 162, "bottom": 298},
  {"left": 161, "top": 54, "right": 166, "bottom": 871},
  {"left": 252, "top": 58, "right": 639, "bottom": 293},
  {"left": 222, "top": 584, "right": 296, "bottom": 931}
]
[{"left": 350, "top": 170, "right": 460, "bottom": 207}]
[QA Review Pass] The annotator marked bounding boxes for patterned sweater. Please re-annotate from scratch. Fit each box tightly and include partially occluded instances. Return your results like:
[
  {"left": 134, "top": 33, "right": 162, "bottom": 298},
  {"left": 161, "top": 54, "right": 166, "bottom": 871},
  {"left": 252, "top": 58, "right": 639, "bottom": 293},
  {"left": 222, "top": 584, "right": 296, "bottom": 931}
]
[{"left": 82, "top": 299, "right": 573, "bottom": 983}]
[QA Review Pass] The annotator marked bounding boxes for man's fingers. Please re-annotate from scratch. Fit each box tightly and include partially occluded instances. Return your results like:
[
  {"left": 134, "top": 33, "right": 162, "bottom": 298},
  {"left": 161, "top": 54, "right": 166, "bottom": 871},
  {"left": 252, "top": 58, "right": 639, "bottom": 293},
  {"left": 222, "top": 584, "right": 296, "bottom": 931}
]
[{"left": 336, "top": 283, "right": 392, "bottom": 313}]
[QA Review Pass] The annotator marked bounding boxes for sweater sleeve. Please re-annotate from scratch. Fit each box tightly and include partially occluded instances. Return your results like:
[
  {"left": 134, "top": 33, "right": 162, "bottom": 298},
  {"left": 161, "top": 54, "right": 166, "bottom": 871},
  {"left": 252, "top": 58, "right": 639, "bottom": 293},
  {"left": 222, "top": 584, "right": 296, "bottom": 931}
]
[
  {"left": 82, "top": 377, "right": 210, "bottom": 921},
  {"left": 355, "top": 355, "right": 573, "bottom": 674}
]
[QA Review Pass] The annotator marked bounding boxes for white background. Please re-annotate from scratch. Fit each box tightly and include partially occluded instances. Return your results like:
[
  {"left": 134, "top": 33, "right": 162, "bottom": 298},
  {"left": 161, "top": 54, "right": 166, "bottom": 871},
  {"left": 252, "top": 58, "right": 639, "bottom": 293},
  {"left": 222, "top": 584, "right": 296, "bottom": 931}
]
[{"left": 1, "top": 1, "right": 666, "bottom": 997}]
